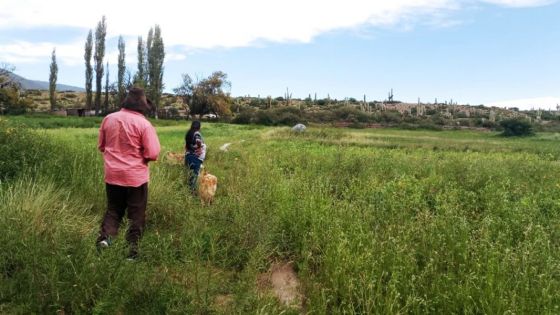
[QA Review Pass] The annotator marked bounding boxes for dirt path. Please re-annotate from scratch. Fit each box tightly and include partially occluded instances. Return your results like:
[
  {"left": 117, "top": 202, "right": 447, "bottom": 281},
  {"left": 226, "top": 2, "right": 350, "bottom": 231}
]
[{"left": 258, "top": 262, "right": 303, "bottom": 310}]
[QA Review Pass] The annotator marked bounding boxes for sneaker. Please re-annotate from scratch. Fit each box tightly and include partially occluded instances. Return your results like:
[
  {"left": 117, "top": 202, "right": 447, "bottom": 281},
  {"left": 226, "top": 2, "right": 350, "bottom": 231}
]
[
  {"left": 96, "top": 237, "right": 111, "bottom": 252},
  {"left": 126, "top": 245, "right": 139, "bottom": 261},
  {"left": 126, "top": 251, "right": 138, "bottom": 261}
]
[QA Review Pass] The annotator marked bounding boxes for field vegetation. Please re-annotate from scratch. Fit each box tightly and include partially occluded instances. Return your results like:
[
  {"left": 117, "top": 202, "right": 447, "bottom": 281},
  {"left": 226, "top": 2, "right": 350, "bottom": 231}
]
[{"left": 1, "top": 116, "right": 559, "bottom": 314}]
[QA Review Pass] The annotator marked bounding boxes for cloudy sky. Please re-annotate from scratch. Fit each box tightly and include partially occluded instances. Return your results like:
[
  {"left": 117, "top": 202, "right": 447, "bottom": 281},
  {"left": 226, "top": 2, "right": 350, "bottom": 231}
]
[{"left": 0, "top": 0, "right": 558, "bottom": 109}]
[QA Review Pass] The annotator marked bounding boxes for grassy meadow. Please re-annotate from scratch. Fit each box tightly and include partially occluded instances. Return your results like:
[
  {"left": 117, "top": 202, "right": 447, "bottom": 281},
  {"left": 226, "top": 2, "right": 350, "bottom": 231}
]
[{"left": 1, "top": 116, "right": 560, "bottom": 314}]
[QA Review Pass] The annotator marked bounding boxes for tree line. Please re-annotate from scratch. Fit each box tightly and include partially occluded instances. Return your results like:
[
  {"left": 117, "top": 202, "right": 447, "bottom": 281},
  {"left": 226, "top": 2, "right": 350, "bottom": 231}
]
[
  {"left": 81, "top": 16, "right": 165, "bottom": 117},
  {"left": 80, "top": 15, "right": 233, "bottom": 119}
]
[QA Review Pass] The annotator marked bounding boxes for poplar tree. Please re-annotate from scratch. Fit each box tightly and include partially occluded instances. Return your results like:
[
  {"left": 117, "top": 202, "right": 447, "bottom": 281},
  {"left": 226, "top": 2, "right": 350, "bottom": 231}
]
[
  {"left": 134, "top": 36, "right": 146, "bottom": 87},
  {"left": 147, "top": 25, "right": 165, "bottom": 118},
  {"left": 146, "top": 28, "right": 153, "bottom": 86},
  {"left": 94, "top": 16, "right": 107, "bottom": 115},
  {"left": 104, "top": 62, "right": 109, "bottom": 113},
  {"left": 49, "top": 48, "right": 58, "bottom": 111},
  {"left": 84, "top": 30, "right": 93, "bottom": 110},
  {"left": 117, "top": 36, "right": 126, "bottom": 104}
]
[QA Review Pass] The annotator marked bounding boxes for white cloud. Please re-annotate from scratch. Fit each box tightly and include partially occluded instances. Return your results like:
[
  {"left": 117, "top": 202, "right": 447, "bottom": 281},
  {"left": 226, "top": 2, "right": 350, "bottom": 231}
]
[
  {"left": 0, "top": 0, "right": 554, "bottom": 52},
  {"left": 0, "top": 0, "right": 554, "bottom": 89},
  {"left": 0, "top": 40, "right": 84, "bottom": 65},
  {"left": 479, "top": 0, "right": 554, "bottom": 7},
  {"left": 486, "top": 97, "right": 560, "bottom": 110},
  {"left": 0, "top": 37, "right": 149, "bottom": 67}
]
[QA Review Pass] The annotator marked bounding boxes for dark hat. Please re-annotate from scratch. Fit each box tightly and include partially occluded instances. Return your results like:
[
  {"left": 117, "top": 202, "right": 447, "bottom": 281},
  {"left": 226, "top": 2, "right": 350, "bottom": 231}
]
[{"left": 122, "top": 87, "right": 152, "bottom": 114}]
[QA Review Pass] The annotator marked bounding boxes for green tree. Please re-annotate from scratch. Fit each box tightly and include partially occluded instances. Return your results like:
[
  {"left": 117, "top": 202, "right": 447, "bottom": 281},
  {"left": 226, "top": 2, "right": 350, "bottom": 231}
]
[
  {"left": 146, "top": 28, "right": 153, "bottom": 86},
  {"left": 0, "top": 64, "right": 35, "bottom": 115},
  {"left": 117, "top": 35, "right": 126, "bottom": 105},
  {"left": 134, "top": 36, "right": 146, "bottom": 87},
  {"left": 0, "top": 63, "right": 17, "bottom": 89},
  {"left": 49, "top": 48, "right": 58, "bottom": 111},
  {"left": 147, "top": 25, "right": 165, "bottom": 118},
  {"left": 94, "top": 15, "right": 107, "bottom": 115},
  {"left": 174, "top": 71, "right": 232, "bottom": 118},
  {"left": 500, "top": 118, "right": 534, "bottom": 137},
  {"left": 84, "top": 30, "right": 93, "bottom": 110},
  {"left": 104, "top": 62, "right": 109, "bottom": 113},
  {"left": 0, "top": 64, "right": 17, "bottom": 114}
]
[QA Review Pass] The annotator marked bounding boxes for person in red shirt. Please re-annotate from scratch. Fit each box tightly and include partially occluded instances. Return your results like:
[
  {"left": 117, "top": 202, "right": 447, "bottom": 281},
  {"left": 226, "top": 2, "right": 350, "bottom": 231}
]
[{"left": 96, "top": 87, "right": 161, "bottom": 260}]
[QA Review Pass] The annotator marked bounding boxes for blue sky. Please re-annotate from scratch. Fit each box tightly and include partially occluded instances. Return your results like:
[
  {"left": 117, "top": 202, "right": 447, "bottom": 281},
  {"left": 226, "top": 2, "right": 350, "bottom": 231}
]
[{"left": 0, "top": 0, "right": 558, "bottom": 109}]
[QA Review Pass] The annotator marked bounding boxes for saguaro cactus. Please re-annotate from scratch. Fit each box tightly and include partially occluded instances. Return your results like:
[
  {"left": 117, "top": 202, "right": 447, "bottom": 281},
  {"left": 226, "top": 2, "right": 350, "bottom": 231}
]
[{"left": 285, "top": 87, "right": 292, "bottom": 106}]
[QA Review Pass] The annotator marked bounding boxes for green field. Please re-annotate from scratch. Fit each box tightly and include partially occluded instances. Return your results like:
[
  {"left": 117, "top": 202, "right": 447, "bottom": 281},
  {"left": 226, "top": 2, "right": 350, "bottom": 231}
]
[{"left": 1, "top": 116, "right": 560, "bottom": 314}]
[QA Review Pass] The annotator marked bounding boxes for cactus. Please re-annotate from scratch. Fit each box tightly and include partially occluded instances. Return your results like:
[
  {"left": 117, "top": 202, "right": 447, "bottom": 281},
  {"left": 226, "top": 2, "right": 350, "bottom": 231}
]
[{"left": 284, "top": 87, "right": 292, "bottom": 106}]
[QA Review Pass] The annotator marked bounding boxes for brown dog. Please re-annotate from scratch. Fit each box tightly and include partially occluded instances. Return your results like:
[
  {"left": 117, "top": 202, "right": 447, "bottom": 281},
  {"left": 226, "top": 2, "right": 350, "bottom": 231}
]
[
  {"left": 165, "top": 151, "right": 184, "bottom": 165},
  {"left": 198, "top": 170, "right": 217, "bottom": 205}
]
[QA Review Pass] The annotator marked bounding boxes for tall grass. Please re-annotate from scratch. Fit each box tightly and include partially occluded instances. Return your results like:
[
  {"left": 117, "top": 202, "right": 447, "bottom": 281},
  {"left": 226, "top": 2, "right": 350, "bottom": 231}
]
[{"left": 1, "top": 118, "right": 559, "bottom": 313}]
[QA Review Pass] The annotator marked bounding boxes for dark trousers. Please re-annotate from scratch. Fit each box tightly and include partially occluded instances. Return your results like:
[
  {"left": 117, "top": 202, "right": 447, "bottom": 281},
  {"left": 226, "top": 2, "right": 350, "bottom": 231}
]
[
  {"left": 97, "top": 183, "right": 148, "bottom": 245},
  {"left": 185, "top": 154, "right": 202, "bottom": 191}
]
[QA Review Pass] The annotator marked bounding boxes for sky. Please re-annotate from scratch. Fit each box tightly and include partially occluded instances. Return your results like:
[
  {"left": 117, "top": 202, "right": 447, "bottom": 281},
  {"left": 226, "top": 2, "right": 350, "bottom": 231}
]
[{"left": 0, "top": 0, "right": 559, "bottom": 110}]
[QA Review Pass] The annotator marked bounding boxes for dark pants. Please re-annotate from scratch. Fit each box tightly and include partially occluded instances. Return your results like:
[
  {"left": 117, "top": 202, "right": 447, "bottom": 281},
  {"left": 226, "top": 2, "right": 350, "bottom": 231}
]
[
  {"left": 185, "top": 154, "right": 202, "bottom": 192},
  {"left": 97, "top": 183, "right": 148, "bottom": 245}
]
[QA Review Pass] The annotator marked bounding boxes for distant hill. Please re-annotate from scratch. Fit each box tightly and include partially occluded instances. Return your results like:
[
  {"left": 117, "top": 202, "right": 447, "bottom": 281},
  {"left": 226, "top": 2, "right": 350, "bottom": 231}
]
[{"left": 6, "top": 72, "right": 85, "bottom": 92}]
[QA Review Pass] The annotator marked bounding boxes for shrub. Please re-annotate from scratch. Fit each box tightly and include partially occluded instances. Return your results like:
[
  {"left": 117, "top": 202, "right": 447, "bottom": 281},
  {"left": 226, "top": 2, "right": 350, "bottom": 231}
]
[
  {"left": 316, "top": 99, "right": 328, "bottom": 106},
  {"left": 254, "top": 110, "right": 277, "bottom": 125},
  {"left": 277, "top": 112, "right": 302, "bottom": 126},
  {"left": 333, "top": 107, "right": 372, "bottom": 123},
  {"left": 500, "top": 118, "right": 534, "bottom": 137},
  {"left": 481, "top": 120, "right": 498, "bottom": 129},
  {"left": 308, "top": 110, "right": 335, "bottom": 123},
  {"left": 0, "top": 88, "right": 35, "bottom": 115},
  {"left": 232, "top": 110, "right": 254, "bottom": 125},
  {"left": 378, "top": 111, "right": 401, "bottom": 124}
]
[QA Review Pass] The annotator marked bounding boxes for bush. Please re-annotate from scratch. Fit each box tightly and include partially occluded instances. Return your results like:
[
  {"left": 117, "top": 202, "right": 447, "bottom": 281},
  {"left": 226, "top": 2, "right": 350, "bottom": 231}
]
[
  {"left": 232, "top": 110, "right": 254, "bottom": 124},
  {"left": 378, "top": 111, "right": 402, "bottom": 124},
  {"left": 277, "top": 112, "right": 302, "bottom": 126},
  {"left": 481, "top": 120, "right": 498, "bottom": 129},
  {"left": 333, "top": 107, "right": 372, "bottom": 123},
  {"left": 500, "top": 118, "right": 534, "bottom": 137},
  {"left": 308, "top": 110, "right": 335, "bottom": 123},
  {"left": 254, "top": 110, "right": 276, "bottom": 125},
  {"left": 0, "top": 88, "right": 33, "bottom": 115},
  {"left": 237, "top": 107, "right": 306, "bottom": 126}
]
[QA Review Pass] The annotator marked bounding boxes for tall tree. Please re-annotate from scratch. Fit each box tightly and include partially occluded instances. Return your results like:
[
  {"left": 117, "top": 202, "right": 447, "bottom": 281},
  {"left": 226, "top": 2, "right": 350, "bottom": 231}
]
[
  {"left": 94, "top": 16, "right": 107, "bottom": 115},
  {"left": 1, "top": 63, "right": 37, "bottom": 114},
  {"left": 104, "top": 62, "right": 110, "bottom": 113},
  {"left": 174, "top": 71, "right": 231, "bottom": 118},
  {"left": 146, "top": 28, "right": 153, "bottom": 87},
  {"left": 134, "top": 36, "right": 146, "bottom": 87},
  {"left": 117, "top": 35, "right": 126, "bottom": 105},
  {"left": 49, "top": 48, "right": 58, "bottom": 111},
  {"left": 0, "top": 63, "right": 17, "bottom": 89},
  {"left": 147, "top": 25, "right": 165, "bottom": 118},
  {"left": 84, "top": 30, "right": 93, "bottom": 110}
]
